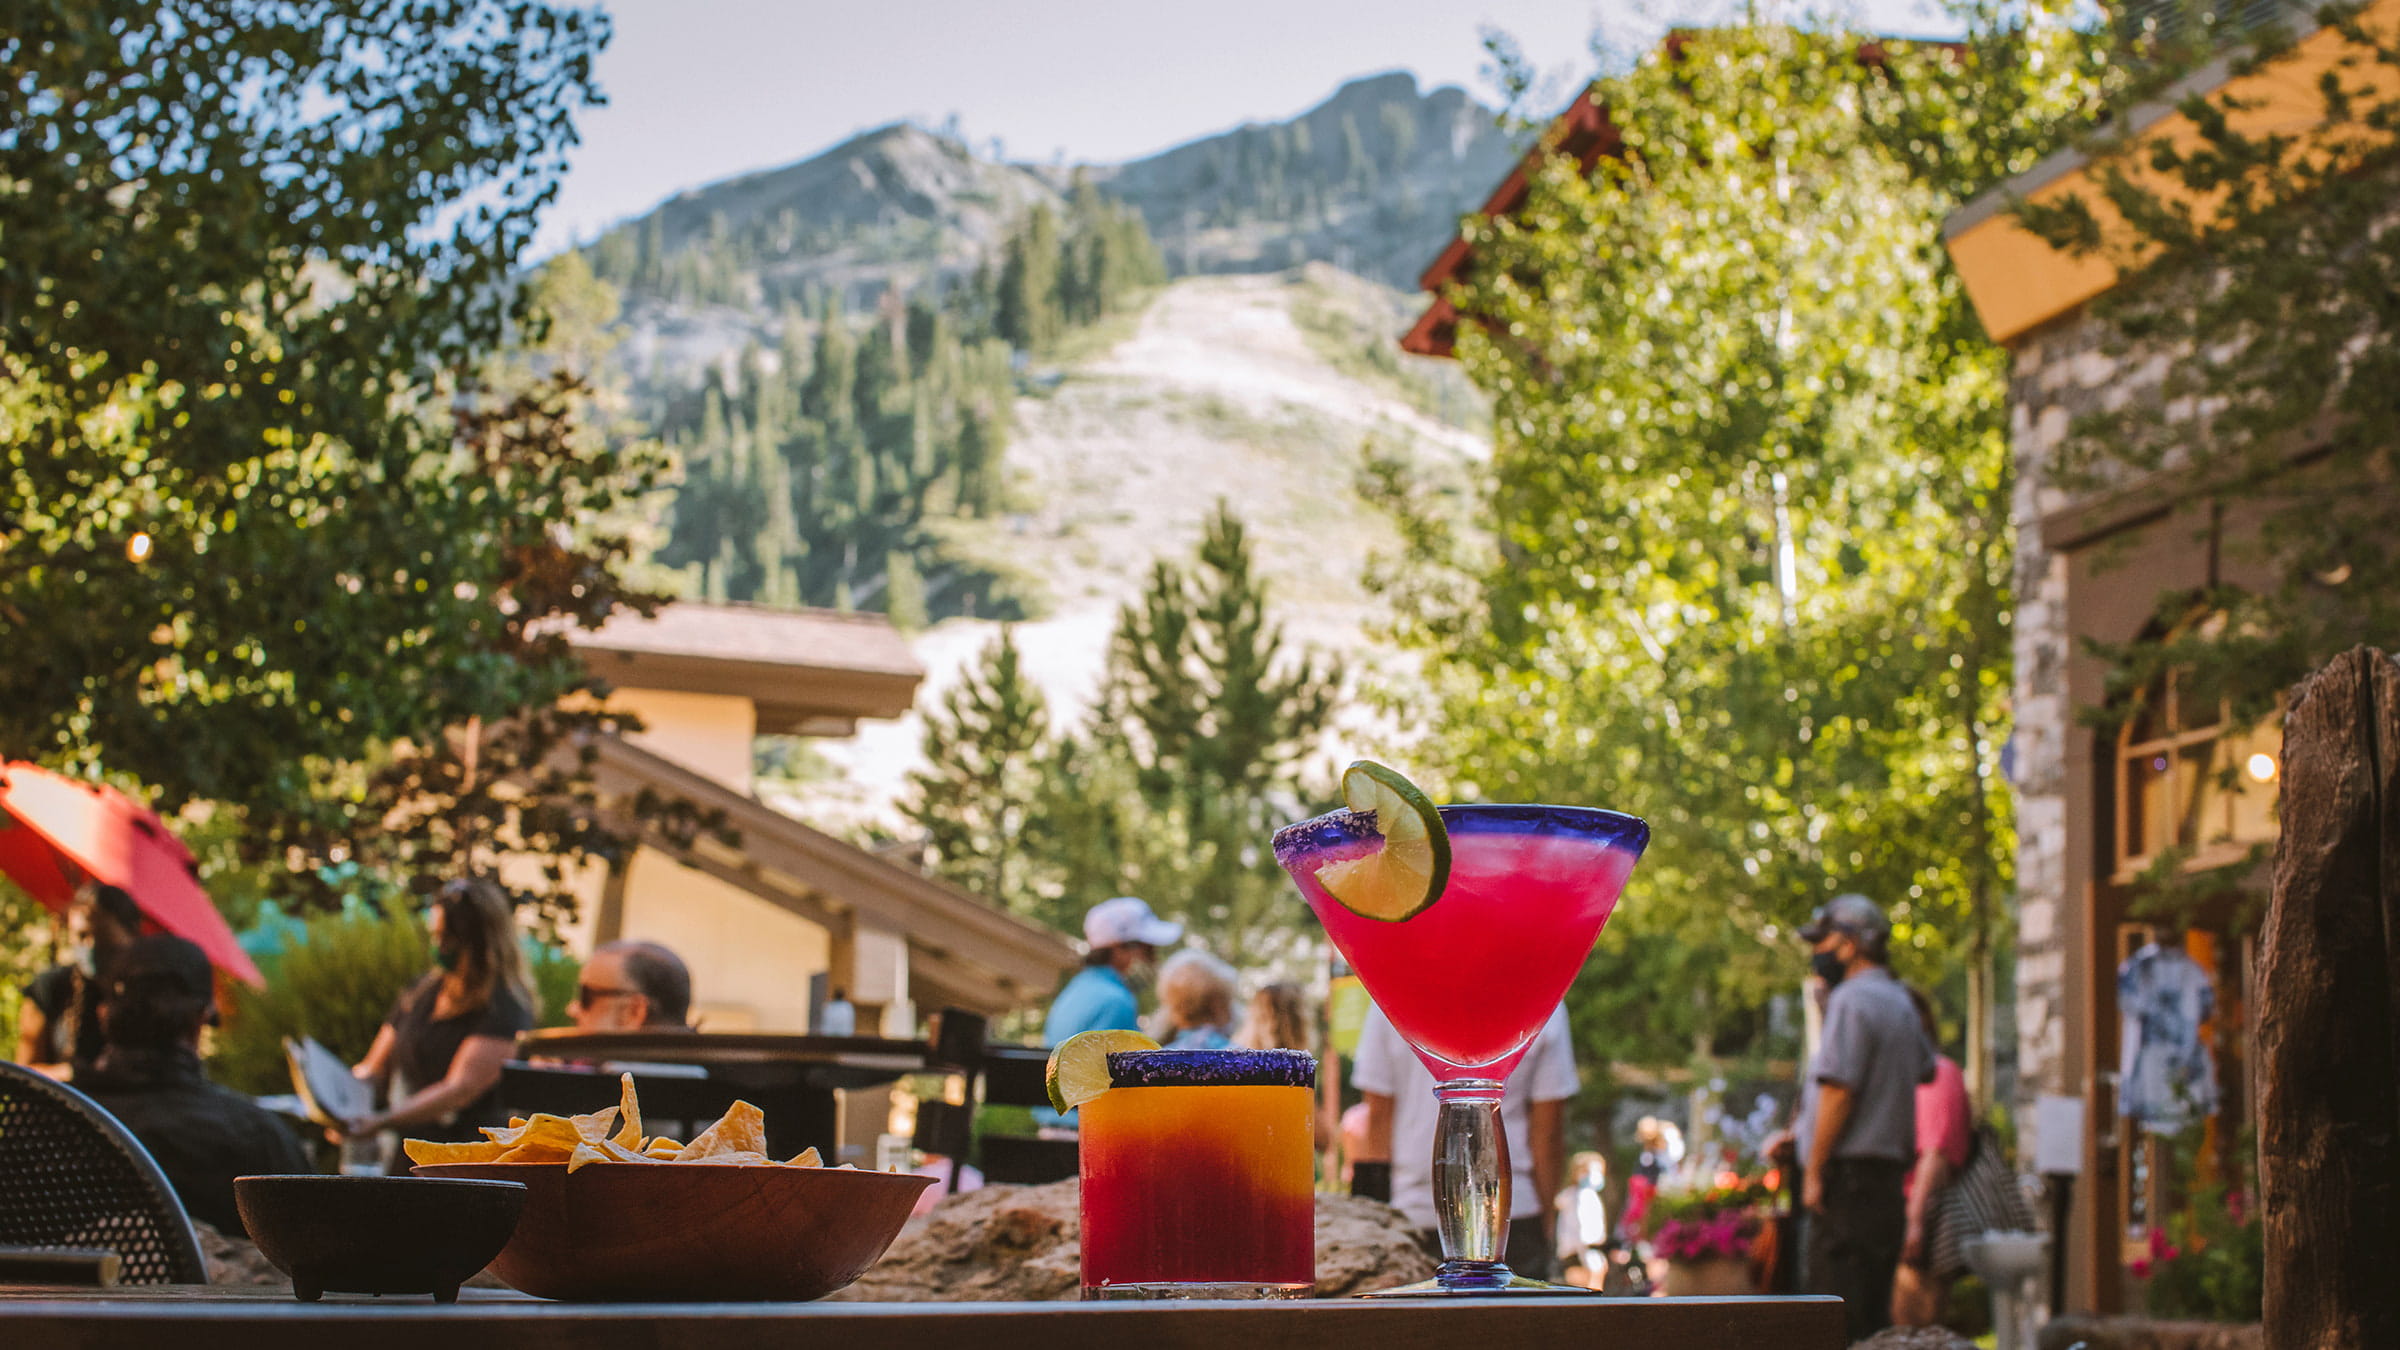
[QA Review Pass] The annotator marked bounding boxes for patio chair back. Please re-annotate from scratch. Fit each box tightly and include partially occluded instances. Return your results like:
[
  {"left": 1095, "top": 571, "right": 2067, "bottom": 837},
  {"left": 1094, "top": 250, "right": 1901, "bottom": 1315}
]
[
  {"left": 915, "top": 1009, "right": 1079, "bottom": 1187},
  {"left": 0, "top": 1061, "right": 208, "bottom": 1285}
]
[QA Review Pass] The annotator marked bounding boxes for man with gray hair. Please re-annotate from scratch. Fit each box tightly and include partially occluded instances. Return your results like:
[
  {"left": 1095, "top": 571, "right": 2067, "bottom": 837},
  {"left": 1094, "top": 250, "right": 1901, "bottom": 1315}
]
[
  {"left": 1793, "top": 893, "right": 1936, "bottom": 1342},
  {"left": 569, "top": 940, "right": 693, "bottom": 1032}
]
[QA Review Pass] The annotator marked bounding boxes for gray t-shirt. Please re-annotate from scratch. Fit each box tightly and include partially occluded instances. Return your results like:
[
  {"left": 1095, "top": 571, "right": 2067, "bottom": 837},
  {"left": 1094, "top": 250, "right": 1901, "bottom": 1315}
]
[{"left": 1796, "top": 966, "right": 1935, "bottom": 1166}]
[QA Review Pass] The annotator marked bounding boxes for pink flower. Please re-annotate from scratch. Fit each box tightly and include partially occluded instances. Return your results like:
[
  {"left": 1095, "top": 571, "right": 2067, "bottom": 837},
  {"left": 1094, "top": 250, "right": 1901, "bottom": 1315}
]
[{"left": 2131, "top": 1258, "right": 2152, "bottom": 1279}]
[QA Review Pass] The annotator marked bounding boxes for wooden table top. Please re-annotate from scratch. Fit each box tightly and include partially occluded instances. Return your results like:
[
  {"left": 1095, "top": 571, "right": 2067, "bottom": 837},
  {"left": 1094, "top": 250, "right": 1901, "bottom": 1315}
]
[{"left": 0, "top": 1285, "right": 1847, "bottom": 1350}]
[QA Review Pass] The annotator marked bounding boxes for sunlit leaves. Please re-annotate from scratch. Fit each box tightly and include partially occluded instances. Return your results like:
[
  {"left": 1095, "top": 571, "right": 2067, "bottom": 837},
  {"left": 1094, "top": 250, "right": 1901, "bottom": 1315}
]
[{"left": 1377, "top": 19, "right": 2107, "bottom": 1077}]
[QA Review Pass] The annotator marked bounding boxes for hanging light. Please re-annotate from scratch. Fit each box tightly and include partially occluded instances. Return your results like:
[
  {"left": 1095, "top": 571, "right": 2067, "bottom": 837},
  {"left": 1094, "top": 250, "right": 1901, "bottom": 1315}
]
[
  {"left": 2246, "top": 753, "right": 2277, "bottom": 783},
  {"left": 125, "top": 532, "right": 154, "bottom": 564}
]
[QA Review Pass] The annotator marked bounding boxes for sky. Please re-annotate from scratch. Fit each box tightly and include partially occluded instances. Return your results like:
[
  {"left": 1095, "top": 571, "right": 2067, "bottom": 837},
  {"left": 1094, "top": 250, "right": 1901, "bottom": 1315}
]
[{"left": 537, "top": 0, "right": 1960, "bottom": 255}]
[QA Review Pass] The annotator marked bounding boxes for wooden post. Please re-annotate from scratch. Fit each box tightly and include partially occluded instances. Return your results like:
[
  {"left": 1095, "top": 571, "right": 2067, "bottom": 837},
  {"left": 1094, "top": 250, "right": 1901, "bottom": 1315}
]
[{"left": 2256, "top": 647, "right": 2400, "bottom": 1350}]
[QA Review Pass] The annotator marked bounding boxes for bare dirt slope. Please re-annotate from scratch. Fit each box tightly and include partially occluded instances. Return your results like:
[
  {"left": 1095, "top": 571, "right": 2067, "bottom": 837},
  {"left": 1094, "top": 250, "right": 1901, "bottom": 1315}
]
[{"left": 781, "top": 270, "right": 1485, "bottom": 831}]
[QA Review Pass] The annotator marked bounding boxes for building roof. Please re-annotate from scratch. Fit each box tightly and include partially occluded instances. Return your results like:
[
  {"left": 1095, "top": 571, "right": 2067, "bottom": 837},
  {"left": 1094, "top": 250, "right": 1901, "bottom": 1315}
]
[
  {"left": 1400, "top": 92, "right": 1620, "bottom": 358},
  {"left": 1401, "top": 33, "right": 1949, "bottom": 359},
  {"left": 1943, "top": 0, "right": 2392, "bottom": 344},
  {"left": 586, "top": 733, "right": 1077, "bottom": 1016},
  {"left": 570, "top": 601, "right": 924, "bottom": 734}
]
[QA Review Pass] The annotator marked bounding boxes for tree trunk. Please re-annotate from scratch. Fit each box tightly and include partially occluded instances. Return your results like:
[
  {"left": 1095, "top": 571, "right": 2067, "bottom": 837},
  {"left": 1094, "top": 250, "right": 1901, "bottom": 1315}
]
[{"left": 2257, "top": 646, "right": 2400, "bottom": 1350}]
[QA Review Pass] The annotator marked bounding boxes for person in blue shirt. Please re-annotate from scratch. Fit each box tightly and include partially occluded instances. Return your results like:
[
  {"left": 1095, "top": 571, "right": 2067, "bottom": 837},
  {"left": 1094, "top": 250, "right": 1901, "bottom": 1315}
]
[{"left": 1042, "top": 896, "right": 1182, "bottom": 1046}]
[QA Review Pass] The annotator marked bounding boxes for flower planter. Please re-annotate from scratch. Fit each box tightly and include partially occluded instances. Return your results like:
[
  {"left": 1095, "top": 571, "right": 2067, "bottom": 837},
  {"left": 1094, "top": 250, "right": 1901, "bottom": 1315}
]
[{"left": 1661, "top": 1255, "right": 1755, "bottom": 1297}]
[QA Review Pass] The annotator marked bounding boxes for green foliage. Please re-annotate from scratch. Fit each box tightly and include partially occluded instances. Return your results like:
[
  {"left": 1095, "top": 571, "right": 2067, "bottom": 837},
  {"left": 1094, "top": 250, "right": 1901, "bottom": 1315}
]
[
  {"left": 1, "top": 2, "right": 696, "bottom": 920},
  {"left": 2138, "top": 1133, "right": 2263, "bottom": 1322},
  {"left": 1378, "top": 18, "right": 2110, "bottom": 1089},
  {"left": 212, "top": 896, "right": 430, "bottom": 1097},
  {"left": 907, "top": 504, "right": 1341, "bottom": 967},
  {"left": 650, "top": 186, "right": 1162, "bottom": 625},
  {"left": 906, "top": 628, "right": 1055, "bottom": 922},
  {"left": 0, "top": 0, "right": 610, "bottom": 821},
  {"left": 654, "top": 293, "right": 1027, "bottom": 622},
  {"left": 525, "top": 941, "right": 579, "bottom": 1032},
  {"left": 2013, "top": 5, "right": 2400, "bottom": 735},
  {"left": 1075, "top": 504, "right": 1343, "bottom": 967},
  {"left": 0, "top": 879, "right": 52, "bottom": 1060}
]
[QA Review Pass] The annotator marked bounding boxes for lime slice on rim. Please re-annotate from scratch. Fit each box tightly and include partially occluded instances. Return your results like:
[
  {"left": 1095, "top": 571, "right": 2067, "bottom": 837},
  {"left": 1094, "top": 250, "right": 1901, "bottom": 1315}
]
[
  {"left": 1313, "top": 760, "right": 1451, "bottom": 922},
  {"left": 1044, "top": 1028, "right": 1161, "bottom": 1113}
]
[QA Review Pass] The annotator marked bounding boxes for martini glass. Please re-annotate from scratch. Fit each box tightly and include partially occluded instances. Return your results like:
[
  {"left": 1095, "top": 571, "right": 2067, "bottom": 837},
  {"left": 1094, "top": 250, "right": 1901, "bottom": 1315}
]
[{"left": 1274, "top": 803, "right": 1648, "bottom": 1295}]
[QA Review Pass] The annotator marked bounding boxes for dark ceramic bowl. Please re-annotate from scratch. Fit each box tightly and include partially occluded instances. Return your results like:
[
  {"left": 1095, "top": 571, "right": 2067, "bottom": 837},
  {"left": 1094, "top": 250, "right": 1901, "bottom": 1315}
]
[
  {"left": 234, "top": 1174, "right": 528, "bottom": 1302},
  {"left": 411, "top": 1162, "right": 934, "bottom": 1301}
]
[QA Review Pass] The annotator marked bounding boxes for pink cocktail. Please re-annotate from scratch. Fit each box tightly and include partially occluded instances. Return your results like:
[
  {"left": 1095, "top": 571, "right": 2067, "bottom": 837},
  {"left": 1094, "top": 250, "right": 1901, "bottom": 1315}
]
[{"left": 1274, "top": 803, "right": 1647, "bottom": 1294}]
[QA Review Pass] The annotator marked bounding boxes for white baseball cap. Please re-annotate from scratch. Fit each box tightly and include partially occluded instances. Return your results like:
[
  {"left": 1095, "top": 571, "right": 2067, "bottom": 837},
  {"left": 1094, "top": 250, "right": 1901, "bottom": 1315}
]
[{"left": 1084, "top": 896, "right": 1183, "bottom": 950}]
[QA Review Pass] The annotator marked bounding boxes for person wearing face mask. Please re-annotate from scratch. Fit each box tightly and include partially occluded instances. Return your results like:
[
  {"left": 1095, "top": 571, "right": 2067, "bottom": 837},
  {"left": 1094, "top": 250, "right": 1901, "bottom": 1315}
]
[
  {"left": 1043, "top": 896, "right": 1181, "bottom": 1048},
  {"left": 16, "top": 883, "right": 147, "bottom": 1080},
  {"left": 335, "top": 877, "right": 536, "bottom": 1166},
  {"left": 1789, "top": 893, "right": 1936, "bottom": 1344}
]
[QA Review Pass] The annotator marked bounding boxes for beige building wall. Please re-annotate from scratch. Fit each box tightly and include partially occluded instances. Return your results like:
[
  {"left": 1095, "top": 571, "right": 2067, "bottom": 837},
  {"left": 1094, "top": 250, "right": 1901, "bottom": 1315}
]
[
  {"left": 614, "top": 846, "right": 831, "bottom": 1032},
  {"left": 604, "top": 687, "right": 757, "bottom": 791}
]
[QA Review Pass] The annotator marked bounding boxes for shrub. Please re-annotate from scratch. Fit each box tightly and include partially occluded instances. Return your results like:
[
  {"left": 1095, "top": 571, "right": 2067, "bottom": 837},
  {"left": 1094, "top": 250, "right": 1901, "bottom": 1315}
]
[{"left": 212, "top": 898, "right": 430, "bottom": 1097}]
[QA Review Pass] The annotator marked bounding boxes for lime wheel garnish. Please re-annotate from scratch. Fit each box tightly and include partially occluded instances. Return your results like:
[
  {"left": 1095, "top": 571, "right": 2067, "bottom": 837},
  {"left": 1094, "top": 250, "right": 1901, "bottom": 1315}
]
[
  {"left": 1313, "top": 760, "right": 1450, "bottom": 922},
  {"left": 1043, "top": 1028, "right": 1161, "bottom": 1113}
]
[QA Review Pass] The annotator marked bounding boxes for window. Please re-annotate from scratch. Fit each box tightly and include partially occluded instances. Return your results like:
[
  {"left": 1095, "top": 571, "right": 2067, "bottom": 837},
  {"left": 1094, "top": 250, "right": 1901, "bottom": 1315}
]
[{"left": 2114, "top": 667, "right": 2279, "bottom": 879}]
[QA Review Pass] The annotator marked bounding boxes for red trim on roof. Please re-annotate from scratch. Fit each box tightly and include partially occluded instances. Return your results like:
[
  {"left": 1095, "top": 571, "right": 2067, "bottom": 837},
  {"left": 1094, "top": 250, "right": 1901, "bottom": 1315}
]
[{"left": 1403, "top": 31, "right": 1966, "bottom": 360}]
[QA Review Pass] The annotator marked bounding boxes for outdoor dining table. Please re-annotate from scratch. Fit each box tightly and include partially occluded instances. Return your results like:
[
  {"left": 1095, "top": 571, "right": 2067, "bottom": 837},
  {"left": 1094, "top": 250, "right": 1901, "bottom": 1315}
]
[
  {"left": 0, "top": 1285, "right": 1848, "bottom": 1350},
  {"left": 506, "top": 1027, "right": 933, "bottom": 1163}
]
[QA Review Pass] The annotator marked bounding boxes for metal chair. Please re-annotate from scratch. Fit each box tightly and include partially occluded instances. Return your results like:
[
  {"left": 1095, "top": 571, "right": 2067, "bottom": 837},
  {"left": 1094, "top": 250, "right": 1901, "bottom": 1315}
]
[{"left": 0, "top": 1060, "right": 208, "bottom": 1285}]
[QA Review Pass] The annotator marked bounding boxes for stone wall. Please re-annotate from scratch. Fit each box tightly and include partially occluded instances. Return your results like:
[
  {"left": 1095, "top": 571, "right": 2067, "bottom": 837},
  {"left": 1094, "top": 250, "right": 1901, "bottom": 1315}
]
[{"left": 2003, "top": 310, "right": 2158, "bottom": 1142}]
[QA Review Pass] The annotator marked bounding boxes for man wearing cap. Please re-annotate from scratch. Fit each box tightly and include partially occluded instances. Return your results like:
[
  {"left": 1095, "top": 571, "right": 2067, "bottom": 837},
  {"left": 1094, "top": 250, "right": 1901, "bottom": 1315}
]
[
  {"left": 1792, "top": 893, "right": 1936, "bottom": 1342},
  {"left": 78, "top": 935, "right": 313, "bottom": 1236},
  {"left": 1043, "top": 896, "right": 1183, "bottom": 1048}
]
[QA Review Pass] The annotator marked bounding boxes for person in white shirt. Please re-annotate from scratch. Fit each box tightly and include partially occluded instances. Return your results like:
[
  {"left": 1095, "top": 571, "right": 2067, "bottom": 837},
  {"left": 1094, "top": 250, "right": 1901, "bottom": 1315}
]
[{"left": 1351, "top": 1001, "right": 1578, "bottom": 1280}]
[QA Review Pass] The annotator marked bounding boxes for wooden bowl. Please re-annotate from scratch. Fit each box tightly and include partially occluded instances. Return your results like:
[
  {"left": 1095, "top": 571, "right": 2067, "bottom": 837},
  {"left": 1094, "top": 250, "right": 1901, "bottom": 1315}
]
[
  {"left": 233, "top": 1174, "right": 528, "bottom": 1303},
  {"left": 410, "top": 1162, "right": 935, "bottom": 1301}
]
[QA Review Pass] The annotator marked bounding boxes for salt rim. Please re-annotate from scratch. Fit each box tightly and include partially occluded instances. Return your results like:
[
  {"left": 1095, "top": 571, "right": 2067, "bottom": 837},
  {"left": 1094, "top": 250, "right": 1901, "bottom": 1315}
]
[
  {"left": 1271, "top": 802, "right": 1650, "bottom": 864},
  {"left": 1105, "top": 1048, "right": 1317, "bottom": 1089}
]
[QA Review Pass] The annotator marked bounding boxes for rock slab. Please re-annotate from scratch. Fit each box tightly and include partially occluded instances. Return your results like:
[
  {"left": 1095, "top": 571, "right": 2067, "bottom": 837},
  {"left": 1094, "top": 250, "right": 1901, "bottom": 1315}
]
[{"left": 838, "top": 1180, "right": 1435, "bottom": 1301}]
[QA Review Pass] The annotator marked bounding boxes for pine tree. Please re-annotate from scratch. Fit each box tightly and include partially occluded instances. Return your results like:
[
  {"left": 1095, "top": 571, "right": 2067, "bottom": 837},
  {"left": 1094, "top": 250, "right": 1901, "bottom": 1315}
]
[
  {"left": 906, "top": 629, "right": 1053, "bottom": 916},
  {"left": 997, "top": 203, "right": 1063, "bottom": 351},
  {"left": 1076, "top": 501, "right": 1343, "bottom": 966}
]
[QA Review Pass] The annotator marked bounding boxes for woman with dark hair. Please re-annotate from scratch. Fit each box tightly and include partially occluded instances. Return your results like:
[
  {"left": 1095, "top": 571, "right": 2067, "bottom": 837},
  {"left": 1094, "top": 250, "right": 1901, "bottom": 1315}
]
[
  {"left": 15, "top": 883, "right": 147, "bottom": 1079},
  {"left": 336, "top": 877, "right": 536, "bottom": 1158}
]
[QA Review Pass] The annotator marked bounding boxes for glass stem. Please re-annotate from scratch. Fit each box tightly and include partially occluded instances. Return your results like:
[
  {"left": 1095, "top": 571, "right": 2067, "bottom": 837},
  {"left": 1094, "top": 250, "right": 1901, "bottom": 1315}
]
[{"left": 1431, "top": 1078, "right": 1512, "bottom": 1290}]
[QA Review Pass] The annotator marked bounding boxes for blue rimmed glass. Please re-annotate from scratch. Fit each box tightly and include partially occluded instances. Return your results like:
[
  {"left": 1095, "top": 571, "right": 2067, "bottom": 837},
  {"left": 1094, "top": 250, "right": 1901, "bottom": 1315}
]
[
  {"left": 1276, "top": 803, "right": 1648, "bottom": 1294},
  {"left": 1078, "top": 1048, "right": 1317, "bottom": 1299}
]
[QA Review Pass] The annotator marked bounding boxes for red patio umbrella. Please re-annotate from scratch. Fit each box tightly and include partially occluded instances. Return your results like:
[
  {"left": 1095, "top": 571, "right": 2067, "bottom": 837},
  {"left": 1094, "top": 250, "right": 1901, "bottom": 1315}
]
[{"left": 0, "top": 762, "right": 264, "bottom": 987}]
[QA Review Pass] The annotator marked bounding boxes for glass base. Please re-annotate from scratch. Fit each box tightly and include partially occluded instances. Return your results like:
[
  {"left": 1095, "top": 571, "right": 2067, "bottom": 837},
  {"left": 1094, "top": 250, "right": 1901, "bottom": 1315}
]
[
  {"left": 1083, "top": 1282, "right": 1311, "bottom": 1301},
  {"left": 1360, "top": 1261, "right": 1602, "bottom": 1298}
]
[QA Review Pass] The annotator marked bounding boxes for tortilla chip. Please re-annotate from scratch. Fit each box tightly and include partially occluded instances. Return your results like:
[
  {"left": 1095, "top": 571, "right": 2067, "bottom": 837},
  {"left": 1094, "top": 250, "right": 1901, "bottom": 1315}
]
[
  {"left": 488, "top": 1114, "right": 583, "bottom": 1164},
  {"left": 568, "top": 1102, "right": 619, "bottom": 1143},
  {"left": 564, "top": 1140, "right": 615, "bottom": 1173},
  {"left": 681, "top": 1149, "right": 773, "bottom": 1165},
  {"left": 675, "top": 1100, "right": 767, "bottom": 1161},
  {"left": 610, "top": 1073, "right": 643, "bottom": 1151},
  {"left": 781, "top": 1147, "right": 822, "bottom": 1168},
  {"left": 404, "top": 1138, "right": 507, "bottom": 1166},
  {"left": 643, "top": 1139, "right": 684, "bottom": 1158}
]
